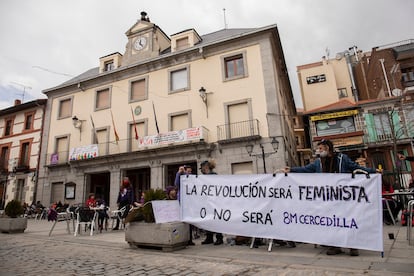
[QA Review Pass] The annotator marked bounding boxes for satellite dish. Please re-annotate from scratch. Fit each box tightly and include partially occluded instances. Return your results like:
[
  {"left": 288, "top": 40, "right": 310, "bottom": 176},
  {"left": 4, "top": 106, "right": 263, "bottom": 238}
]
[{"left": 391, "top": 88, "right": 402, "bottom": 97}]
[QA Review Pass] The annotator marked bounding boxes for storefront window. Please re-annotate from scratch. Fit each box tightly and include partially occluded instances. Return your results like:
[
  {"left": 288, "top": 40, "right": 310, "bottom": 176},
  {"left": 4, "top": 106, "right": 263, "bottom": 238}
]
[{"left": 316, "top": 116, "right": 356, "bottom": 136}]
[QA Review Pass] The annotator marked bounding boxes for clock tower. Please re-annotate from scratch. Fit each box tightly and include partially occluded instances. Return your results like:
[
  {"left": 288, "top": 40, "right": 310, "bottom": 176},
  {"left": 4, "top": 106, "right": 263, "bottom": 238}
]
[{"left": 122, "top": 12, "right": 171, "bottom": 66}]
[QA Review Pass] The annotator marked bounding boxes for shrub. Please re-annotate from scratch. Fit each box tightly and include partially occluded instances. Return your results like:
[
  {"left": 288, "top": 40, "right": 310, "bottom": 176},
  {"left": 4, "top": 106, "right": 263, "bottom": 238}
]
[{"left": 5, "top": 200, "right": 24, "bottom": 218}]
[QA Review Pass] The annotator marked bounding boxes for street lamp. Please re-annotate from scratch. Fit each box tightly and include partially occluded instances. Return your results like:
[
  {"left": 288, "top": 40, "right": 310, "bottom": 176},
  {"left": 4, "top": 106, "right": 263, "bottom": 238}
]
[
  {"left": 199, "top": 87, "right": 213, "bottom": 118},
  {"left": 72, "top": 116, "right": 84, "bottom": 141},
  {"left": 245, "top": 137, "right": 279, "bottom": 173}
]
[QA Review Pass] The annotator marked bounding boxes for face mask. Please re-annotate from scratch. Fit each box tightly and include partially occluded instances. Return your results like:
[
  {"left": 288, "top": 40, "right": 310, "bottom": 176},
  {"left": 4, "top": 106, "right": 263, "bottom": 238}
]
[{"left": 319, "top": 151, "right": 328, "bottom": 158}]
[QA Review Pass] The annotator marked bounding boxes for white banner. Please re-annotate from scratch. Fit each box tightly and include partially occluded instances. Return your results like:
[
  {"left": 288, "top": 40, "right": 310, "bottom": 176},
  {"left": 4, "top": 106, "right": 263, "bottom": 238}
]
[
  {"left": 138, "top": 127, "right": 204, "bottom": 148},
  {"left": 152, "top": 200, "right": 180, "bottom": 224},
  {"left": 181, "top": 173, "right": 383, "bottom": 251}
]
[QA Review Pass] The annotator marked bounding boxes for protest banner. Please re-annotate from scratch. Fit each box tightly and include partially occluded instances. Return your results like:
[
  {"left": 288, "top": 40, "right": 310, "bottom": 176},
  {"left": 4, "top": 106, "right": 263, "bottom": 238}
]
[{"left": 180, "top": 173, "right": 383, "bottom": 251}]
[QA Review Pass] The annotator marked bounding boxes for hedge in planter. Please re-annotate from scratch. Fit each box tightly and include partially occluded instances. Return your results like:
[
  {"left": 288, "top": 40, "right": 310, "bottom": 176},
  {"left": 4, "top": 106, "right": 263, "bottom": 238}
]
[{"left": 0, "top": 200, "right": 27, "bottom": 233}]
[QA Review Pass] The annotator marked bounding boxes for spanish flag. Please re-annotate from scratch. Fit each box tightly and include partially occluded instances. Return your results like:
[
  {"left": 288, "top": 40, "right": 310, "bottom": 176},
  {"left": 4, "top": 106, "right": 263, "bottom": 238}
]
[
  {"left": 130, "top": 106, "right": 139, "bottom": 140},
  {"left": 110, "top": 110, "right": 120, "bottom": 143}
]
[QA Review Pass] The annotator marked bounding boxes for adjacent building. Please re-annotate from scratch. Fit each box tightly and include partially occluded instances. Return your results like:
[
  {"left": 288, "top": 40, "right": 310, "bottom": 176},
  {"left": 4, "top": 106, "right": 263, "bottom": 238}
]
[
  {"left": 0, "top": 99, "right": 47, "bottom": 207},
  {"left": 37, "top": 12, "right": 297, "bottom": 208},
  {"left": 297, "top": 40, "right": 414, "bottom": 188}
]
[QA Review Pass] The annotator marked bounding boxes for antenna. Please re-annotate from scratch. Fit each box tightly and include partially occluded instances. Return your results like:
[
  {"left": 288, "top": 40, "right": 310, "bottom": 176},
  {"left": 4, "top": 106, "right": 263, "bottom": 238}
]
[
  {"left": 223, "top": 8, "right": 228, "bottom": 29},
  {"left": 10, "top": 81, "right": 32, "bottom": 102}
]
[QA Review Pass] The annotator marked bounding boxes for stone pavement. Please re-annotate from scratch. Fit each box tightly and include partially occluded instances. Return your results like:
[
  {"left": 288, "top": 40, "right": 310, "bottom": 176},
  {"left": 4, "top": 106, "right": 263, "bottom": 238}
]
[{"left": 0, "top": 219, "right": 413, "bottom": 275}]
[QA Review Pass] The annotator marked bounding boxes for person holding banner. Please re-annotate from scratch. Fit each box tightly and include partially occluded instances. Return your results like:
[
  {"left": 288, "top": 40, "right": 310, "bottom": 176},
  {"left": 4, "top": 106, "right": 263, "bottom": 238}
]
[
  {"left": 398, "top": 153, "right": 414, "bottom": 162},
  {"left": 200, "top": 159, "right": 224, "bottom": 246},
  {"left": 284, "top": 139, "right": 381, "bottom": 256}
]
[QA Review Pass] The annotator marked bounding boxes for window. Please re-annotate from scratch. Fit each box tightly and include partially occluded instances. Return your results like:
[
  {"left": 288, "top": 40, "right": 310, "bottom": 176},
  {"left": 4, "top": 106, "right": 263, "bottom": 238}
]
[
  {"left": 129, "top": 121, "right": 145, "bottom": 151},
  {"left": 170, "top": 112, "right": 190, "bottom": 131},
  {"left": 96, "top": 128, "right": 108, "bottom": 155},
  {"left": 4, "top": 118, "right": 13, "bottom": 136},
  {"left": 129, "top": 78, "right": 148, "bottom": 102},
  {"left": 315, "top": 116, "right": 356, "bottom": 136},
  {"left": 16, "top": 179, "right": 25, "bottom": 203},
  {"left": 0, "top": 145, "right": 10, "bottom": 171},
  {"left": 169, "top": 67, "right": 189, "bottom": 92},
  {"left": 401, "top": 68, "right": 414, "bottom": 82},
  {"left": 95, "top": 88, "right": 111, "bottom": 110},
  {"left": 58, "top": 98, "right": 72, "bottom": 119},
  {"left": 338, "top": 88, "right": 348, "bottom": 99},
  {"left": 306, "top": 74, "right": 326, "bottom": 84},
  {"left": 19, "top": 141, "right": 31, "bottom": 167},
  {"left": 225, "top": 101, "right": 252, "bottom": 139},
  {"left": 54, "top": 136, "right": 68, "bottom": 164},
  {"left": 176, "top": 37, "right": 189, "bottom": 51},
  {"left": 104, "top": 60, "right": 114, "bottom": 72},
  {"left": 231, "top": 162, "right": 253, "bottom": 174},
  {"left": 222, "top": 52, "right": 248, "bottom": 80},
  {"left": 374, "top": 113, "right": 392, "bottom": 140},
  {"left": 24, "top": 112, "right": 35, "bottom": 131}
]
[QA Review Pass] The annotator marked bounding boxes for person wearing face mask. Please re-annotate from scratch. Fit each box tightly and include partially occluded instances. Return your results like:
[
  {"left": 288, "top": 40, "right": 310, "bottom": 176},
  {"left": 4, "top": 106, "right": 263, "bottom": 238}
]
[{"left": 283, "top": 139, "right": 382, "bottom": 257}]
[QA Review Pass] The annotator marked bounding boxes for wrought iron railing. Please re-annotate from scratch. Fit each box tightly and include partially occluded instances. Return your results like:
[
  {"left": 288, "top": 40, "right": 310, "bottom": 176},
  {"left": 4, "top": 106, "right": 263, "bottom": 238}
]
[
  {"left": 217, "top": 119, "right": 260, "bottom": 141},
  {"left": 45, "top": 126, "right": 209, "bottom": 166}
]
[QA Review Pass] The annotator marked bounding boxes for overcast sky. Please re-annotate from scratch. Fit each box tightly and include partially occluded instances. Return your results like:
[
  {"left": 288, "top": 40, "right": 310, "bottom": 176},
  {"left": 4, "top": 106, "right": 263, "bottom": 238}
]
[{"left": 0, "top": 0, "right": 413, "bottom": 109}]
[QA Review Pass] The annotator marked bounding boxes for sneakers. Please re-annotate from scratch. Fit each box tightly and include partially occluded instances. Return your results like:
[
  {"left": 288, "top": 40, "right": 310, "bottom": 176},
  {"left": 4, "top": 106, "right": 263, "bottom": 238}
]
[
  {"left": 350, "top": 248, "right": 360, "bottom": 256},
  {"left": 326, "top": 247, "right": 343, "bottom": 255}
]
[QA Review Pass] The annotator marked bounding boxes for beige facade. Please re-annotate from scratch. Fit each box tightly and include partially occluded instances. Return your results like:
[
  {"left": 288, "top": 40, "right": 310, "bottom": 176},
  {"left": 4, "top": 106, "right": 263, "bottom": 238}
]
[
  {"left": 0, "top": 99, "right": 46, "bottom": 207},
  {"left": 37, "top": 13, "right": 297, "bottom": 209},
  {"left": 297, "top": 57, "right": 355, "bottom": 112}
]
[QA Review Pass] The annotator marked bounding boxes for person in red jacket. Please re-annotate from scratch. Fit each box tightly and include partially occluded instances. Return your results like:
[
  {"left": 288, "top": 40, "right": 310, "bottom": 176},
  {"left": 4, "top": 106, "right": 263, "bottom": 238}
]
[{"left": 85, "top": 194, "right": 96, "bottom": 208}]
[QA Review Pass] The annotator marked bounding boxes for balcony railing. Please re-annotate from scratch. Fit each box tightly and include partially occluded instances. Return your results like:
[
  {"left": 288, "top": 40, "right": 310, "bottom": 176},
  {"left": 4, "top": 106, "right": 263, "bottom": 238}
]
[
  {"left": 46, "top": 126, "right": 209, "bottom": 166},
  {"left": 217, "top": 119, "right": 260, "bottom": 142}
]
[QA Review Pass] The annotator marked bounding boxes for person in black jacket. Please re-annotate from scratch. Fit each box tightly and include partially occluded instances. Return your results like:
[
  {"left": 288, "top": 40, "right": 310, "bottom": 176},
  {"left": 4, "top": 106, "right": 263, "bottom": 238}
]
[
  {"left": 398, "top": 153, "right": 414, "bottom": 162},
  {"left": 200, "top": 159, "right": 224, "bottom": 246},
  {"left": 113, "top": 177, "right": 134, "bottom": 230}
]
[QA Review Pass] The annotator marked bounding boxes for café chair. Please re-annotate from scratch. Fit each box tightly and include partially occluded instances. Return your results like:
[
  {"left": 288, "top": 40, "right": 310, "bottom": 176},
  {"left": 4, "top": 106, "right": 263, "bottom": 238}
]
[{"left": 74, "top": 207, "right": 97, "bottom": 236}]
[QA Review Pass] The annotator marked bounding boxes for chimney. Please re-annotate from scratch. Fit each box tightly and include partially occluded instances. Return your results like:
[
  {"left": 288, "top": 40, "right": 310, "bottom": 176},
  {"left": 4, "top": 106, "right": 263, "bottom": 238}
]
[{"left": 14, "top": 99, "right": 21, "bottom": 106}]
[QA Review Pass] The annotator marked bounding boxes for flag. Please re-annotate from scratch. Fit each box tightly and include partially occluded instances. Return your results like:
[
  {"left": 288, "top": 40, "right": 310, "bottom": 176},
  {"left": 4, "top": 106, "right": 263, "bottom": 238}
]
[
  {"left": 90, "top": 115, "right": 99, "bottom": 144},
  {"left": 110, "top": 110, "right": 120, "bottom": 143},
  {"left": 152, "top": 101, "right": 160, "bottom": 135},
  {"left": 130, "top": 106, "right": 139, "bottom": 140}
]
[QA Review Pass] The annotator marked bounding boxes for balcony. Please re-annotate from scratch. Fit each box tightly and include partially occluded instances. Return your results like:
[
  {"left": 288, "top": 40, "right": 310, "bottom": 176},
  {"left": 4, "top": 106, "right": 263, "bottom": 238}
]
[
  {"left": 217, "top": 119, "right": 260, "bottom": 143},
  {"left": 46, "top": 126, "right": 209, "bottom": 166}
]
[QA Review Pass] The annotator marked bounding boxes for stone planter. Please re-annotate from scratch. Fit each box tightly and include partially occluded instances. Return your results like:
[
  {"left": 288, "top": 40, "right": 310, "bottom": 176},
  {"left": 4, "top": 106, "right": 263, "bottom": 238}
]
[
  {"left": 125, "top": 221, "right": 190, "bottom": 251},
  {"left": 0, "top": 217, "right": 28, "bottom": 233}
]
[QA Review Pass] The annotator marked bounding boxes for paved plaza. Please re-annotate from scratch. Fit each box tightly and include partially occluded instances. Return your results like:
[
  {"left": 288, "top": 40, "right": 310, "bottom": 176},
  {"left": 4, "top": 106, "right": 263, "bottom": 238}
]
[{"left": 0, "top": 219, "right": 413, "bottom": 275}]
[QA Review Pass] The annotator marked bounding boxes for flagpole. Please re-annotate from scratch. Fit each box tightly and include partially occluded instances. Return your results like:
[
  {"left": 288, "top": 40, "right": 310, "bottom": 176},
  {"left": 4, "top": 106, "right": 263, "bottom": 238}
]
[
  {"left": 152, "top": 101, "right": 160, "bottom": 135},
  {"left": 130, "top": 106, "right": 139, "bottom": 140},
  {"left": 90, "top": 115, "right": 99, "bottom": 144},
  {"left": 110, "top": 110, "right": 120, "bottom": 144}
]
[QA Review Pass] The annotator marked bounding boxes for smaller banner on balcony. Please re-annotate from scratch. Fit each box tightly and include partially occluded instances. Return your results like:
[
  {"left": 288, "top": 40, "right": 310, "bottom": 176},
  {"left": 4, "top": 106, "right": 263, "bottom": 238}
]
[
  {"left": 69, "top": 144, "right": 99, "bottom": 161},
  {"left": 181, "top": 173, "right": 383, "bottom": 252},
  {"left": 138, "top": 127, "right": 204, "bottom": 147}
]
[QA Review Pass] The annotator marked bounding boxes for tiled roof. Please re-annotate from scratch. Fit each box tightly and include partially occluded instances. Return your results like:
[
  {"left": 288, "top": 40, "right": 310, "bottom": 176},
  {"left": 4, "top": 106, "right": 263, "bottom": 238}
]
[
  {"left": 304, "top": 99, "right": 357, "bottom": 114},
  {"left": 44, "top": 26, "right": 272, "bottom": 92}
]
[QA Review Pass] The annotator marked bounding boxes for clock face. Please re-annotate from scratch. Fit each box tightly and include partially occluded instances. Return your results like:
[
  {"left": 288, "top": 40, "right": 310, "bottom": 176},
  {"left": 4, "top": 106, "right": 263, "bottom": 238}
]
[{"left": 134, "top": 37, "right": 147, "bottom": 51}]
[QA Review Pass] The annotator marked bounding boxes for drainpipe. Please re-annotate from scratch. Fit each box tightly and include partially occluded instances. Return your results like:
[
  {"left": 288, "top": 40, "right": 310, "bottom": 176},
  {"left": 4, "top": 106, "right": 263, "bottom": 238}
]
[
  {"left": 379, "top": 59, "right": 391, "bottom": 97},
  {"left": 345, "top": 51, "right": 359, "bottom": 101}
]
